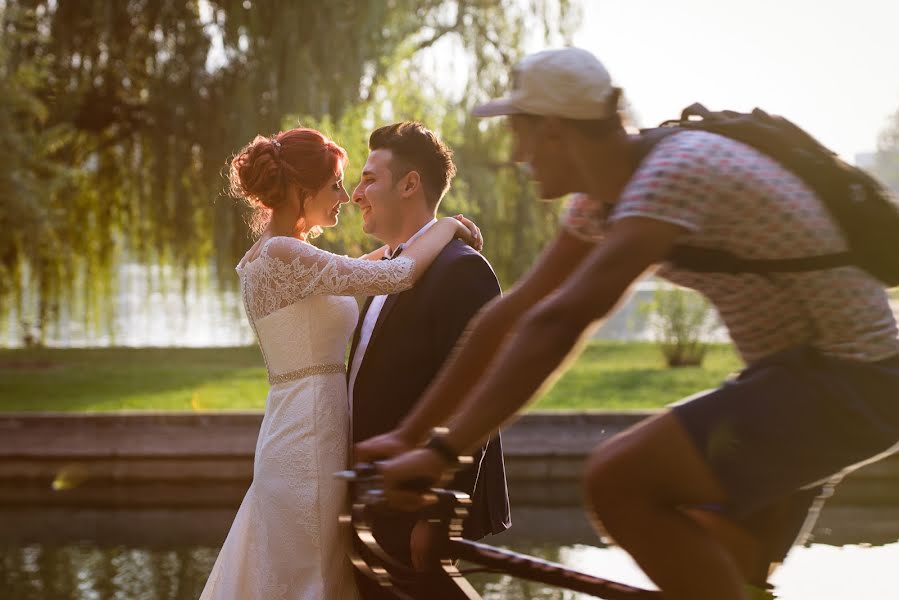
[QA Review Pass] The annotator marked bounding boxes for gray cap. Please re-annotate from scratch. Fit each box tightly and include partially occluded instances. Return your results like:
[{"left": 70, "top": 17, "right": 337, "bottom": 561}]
[{"left": 472, "top": 47, "right": 616, "bottom": 120}]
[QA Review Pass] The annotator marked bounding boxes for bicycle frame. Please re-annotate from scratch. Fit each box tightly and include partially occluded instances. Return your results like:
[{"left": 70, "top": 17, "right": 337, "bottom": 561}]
[{"left": 338, "top": 466, "right": 661, "bottom": 600}]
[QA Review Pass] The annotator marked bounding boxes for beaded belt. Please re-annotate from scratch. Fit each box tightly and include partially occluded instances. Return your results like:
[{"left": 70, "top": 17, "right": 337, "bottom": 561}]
[{"left": 268, "top": 363, "right": 346, "bottom": 385}]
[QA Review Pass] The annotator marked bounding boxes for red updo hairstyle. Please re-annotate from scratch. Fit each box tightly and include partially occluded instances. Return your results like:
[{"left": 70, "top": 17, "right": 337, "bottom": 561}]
[{"left": 229, "top": 127, "right": 348, "bottom": 235}]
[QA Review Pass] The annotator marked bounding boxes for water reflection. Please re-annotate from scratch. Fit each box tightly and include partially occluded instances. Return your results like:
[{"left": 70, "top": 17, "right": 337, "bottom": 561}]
[
  {"left": 465, "top": 543, "right": 655, "bottom": 600},
  {"left": 3, "top": 536, "right": 899, "bottom": 599},
  {"left": 1, "top": 544, "right": 218, "bottom": 600},
  {"left": 2, "top": 504, "right": 898, "bottom": 599},
  {"left": 3, "top": 274, "right": 722, "bottom": 348},
  {"left": 5, "top": 262, "right": 896, "bottom": 349},
  {"left": 4, "top": 263, "right": 253, "bottom": 348}
]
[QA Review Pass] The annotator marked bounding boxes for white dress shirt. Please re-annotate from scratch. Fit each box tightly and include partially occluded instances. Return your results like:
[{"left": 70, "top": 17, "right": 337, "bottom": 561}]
[{"left": 348, "top": 219, "right": 437, "bottom": 410}]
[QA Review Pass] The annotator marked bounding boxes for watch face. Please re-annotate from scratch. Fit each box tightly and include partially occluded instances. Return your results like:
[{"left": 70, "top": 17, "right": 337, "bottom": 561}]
[{"left": 427, "top": 434, "right": 459, "bottom": 464}]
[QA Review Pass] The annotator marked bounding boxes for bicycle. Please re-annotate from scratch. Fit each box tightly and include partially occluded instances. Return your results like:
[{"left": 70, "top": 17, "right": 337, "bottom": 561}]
[{"left": 337, "top": 464, "right": 661, "bottom": 600}]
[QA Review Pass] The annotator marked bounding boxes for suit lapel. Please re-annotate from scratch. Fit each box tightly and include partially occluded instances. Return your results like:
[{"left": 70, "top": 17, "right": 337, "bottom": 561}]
[
  {"left": 365, "top": 292, "right": 403, "bottom": 354},
  {"left": 347, "top": 295, "right": 374, "bottom": 382},
  {"left": 353, "top": 239, "right": 447, "bottom": 380},
  {"left": 367, "top": 242, "right": 447, "bottom": 354}
]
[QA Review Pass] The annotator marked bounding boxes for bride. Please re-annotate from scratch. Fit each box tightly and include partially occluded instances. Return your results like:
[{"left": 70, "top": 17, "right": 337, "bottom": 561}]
[{"left": 199, "top": 127, "right": 481, "bottom": 599}]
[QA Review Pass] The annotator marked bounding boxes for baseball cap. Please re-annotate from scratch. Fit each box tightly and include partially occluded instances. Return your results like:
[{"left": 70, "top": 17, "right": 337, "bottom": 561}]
[{"left": 472, "top": 47, "right": 617, "bottom": 120}]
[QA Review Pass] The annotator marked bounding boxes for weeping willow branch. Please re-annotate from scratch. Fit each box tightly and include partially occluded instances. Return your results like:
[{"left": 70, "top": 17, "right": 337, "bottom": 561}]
[{"left": 1, "top": 0, "right": 580, "bottom": 345}]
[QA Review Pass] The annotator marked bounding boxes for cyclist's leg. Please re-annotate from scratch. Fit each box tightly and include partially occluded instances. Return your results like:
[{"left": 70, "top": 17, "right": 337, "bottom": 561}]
[
  {"left": 684, "top": 482, "right": 827, "bottom": 586},
  {"left": 683, "top": 507, "right": 764, "bottom": 581},
  {"left": 739, "top": 482, "right": 832, "bottom": 582},
  {"left": 584, "top": 347, "right": 899, "bottom": 600},
  {"left": 584, "top": 411, "right": 749, "bottom": 600}
]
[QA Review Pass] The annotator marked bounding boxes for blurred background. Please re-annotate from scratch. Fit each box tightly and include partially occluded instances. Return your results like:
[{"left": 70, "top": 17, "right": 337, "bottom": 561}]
[
  {"left": 1, "top": 0, "right": 897, "bottom": 349},
  {"left": 2, "top": 2, "right": 899, "bottom": 598},
  {"left": 2, "top": 0, "right": 581, "bottom": 348}
]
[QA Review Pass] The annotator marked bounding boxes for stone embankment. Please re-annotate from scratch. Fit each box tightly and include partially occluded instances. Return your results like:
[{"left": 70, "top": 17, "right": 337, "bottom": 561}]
[{"left": 2, "top": 411, "right": 897, "bottom": 509}]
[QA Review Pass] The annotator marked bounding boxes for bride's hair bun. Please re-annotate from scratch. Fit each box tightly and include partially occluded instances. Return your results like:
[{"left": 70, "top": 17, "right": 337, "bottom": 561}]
[
  {"left": 228, "top": 128, "right": 349, "bottom": 232},
  {"left": 229, "top": 136, "right": 289, "bottom": 209}
]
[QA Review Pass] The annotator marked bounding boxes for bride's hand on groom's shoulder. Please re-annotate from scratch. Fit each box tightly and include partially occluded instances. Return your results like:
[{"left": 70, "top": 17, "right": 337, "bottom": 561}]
[
  {"left": 449, "top": 214, "right": 483, "bottom": 252},
  {"left": 354, "top": 431, "right": 414, "bottom": 463}
]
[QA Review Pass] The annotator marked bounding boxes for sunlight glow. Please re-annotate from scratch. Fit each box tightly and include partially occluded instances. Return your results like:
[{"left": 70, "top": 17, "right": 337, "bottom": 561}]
[
  {"left": 573, "top": 0, "right": 899, "bottom": 163},
  {"left": 51, "top": 464, "right": 89, "bottom": 492}
]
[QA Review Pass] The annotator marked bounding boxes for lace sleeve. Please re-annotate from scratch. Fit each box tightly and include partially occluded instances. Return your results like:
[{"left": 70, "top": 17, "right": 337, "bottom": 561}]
[{"left": 239, "top": 236, "right": 416, "bottom": 320}]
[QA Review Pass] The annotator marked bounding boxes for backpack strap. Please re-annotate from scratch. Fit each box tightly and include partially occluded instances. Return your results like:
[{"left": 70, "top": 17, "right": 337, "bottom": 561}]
[
  {"left": 634, "top": 125, "right": 681, "bottom": 161},
  {"left": 633, "top": 116, "right": 855, "bottom": 276},
  {"left": 668, "top": 246, "right": 854, "bottom": 275}
]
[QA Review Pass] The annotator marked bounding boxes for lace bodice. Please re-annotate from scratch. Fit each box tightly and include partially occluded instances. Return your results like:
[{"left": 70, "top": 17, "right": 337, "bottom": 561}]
[
  {"left": 236, "top": 236, "right": 416, "bottom": 322},
  {"left": 234, "top": 236, "right": 417, "bottom": 383}
]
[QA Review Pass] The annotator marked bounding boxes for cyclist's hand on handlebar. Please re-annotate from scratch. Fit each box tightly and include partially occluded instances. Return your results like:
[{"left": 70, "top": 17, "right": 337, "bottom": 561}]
[
  {"left": 354, "top": 430, "right": 415, "bottom": 463},
  {"left": 377, "top": 447, "right": 453, "bottom": 511}
]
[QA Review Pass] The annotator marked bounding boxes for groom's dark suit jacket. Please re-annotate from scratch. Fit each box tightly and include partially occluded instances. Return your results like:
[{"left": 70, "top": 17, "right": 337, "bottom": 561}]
[{"left": 349, "top": 239, "right": 511, "bottom": 556}]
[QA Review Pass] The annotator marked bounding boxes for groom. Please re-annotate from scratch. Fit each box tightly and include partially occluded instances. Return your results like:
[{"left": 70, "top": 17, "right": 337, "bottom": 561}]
[{"left": 348, "top": 121, "right": 510, "bottom": 598}]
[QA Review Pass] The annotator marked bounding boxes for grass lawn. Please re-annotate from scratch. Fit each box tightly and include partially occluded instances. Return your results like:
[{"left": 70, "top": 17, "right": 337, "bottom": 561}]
[
  {"left": 0, "top": 347, "right": 268, "bottom": 412},
  {"left": 0, "top": 342, "right": 743, "bottom": 412},
  {"left": 533, "top": 342, "right": 742, "bottom": 410}
]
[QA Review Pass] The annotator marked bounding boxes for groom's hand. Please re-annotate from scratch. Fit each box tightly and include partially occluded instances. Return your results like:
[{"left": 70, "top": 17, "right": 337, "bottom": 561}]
[{"left": 354, "top": 431, "right": 414, "bottom": 463}]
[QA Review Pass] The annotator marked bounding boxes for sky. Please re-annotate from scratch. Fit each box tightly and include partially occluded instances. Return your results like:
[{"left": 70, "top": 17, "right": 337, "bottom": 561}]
[{"left": 572, "top": 0, "right": 899, "bottom": 163}]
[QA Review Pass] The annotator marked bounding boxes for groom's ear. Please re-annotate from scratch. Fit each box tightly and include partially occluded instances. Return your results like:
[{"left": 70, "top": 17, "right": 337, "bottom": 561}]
[{"left": 400, "top": 170, "right": 421, "bottom": 198}]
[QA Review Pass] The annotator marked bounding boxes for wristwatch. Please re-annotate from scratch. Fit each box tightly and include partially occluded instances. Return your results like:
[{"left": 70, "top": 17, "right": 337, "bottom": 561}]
[{"left": 424, "top": 427, "right": 470, "bottom": 465}]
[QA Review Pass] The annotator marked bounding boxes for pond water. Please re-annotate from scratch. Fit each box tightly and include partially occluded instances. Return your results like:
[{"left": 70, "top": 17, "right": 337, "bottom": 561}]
[
  {"left": 7, "top": 262, "right": 897, "bottom": 349},
  {"left": 2, "top": 506, "right": 897, "bottom": 599},
  {"left": 2, "top": 272, "right": 713, "bottom": 348}
]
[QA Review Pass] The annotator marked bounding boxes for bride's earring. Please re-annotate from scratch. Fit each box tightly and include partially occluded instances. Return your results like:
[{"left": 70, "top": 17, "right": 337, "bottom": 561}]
[
  {"left": 293, "top": 191, "right": 309, "bottom": 239},
  {"left": 294, "top": 217, "right": 309, "bottom": 240}
]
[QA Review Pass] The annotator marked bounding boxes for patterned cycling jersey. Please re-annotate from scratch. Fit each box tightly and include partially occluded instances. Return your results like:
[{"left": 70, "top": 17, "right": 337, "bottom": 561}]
[{"left": 561, "top": 130, "right": 899, "bottom": 364}]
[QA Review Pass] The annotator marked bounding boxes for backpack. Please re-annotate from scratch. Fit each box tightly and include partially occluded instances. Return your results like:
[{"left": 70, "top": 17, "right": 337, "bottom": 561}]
[{"left": 637, "top": 103, "right": 899, "bottom": 287}]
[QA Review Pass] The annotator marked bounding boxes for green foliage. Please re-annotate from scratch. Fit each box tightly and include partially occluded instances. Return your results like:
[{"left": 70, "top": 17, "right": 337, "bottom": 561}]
[
  {"left": 639, "top": 283, "right": 720, "bottom": 368},
  {"left": 446, "top": 109, "right": 562, "bottom": 285},
  {"left": 0, "top": 0, "right": 581, "bottom": 343},
  {"left": 0, "top": 341, "right": 741, "bottom": 412},
  {"left": 0, "top": 16, "right": 78, "bottom": 343}
]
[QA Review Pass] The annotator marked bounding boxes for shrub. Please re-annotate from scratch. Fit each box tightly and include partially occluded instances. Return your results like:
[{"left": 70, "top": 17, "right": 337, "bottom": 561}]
[{"left": 640, "top": 283, "right": 720, "bottom": 368}]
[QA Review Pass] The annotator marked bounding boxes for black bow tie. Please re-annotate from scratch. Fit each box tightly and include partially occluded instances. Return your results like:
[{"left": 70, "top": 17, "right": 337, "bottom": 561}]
[{"left": 380, "top": 246, "right": 404, "bottom": 260}]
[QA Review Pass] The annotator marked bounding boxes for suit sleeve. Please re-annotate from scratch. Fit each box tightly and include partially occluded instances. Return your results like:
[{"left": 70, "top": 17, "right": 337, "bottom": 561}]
[
  {"left": 429, "top": 252, "right": 501, "bottom": 362},
  {"left": 425, "top": 252, "right": 501, "bottom": 498}
]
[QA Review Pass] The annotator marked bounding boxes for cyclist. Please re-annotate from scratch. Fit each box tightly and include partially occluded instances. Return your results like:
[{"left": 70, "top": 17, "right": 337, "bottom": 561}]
[{"left": 356, "top": 47, "right": 899, "bottom": 600}]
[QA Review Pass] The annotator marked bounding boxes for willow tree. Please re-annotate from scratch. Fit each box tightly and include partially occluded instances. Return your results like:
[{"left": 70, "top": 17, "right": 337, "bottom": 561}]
[{"left": 1, "top": 0, "right": 579, "bottom": 344}]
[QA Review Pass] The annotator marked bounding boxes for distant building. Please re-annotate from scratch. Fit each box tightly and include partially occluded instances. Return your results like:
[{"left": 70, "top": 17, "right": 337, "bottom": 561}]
[{"left": 855, "top": 151, "right": 877, "bottom": 169}]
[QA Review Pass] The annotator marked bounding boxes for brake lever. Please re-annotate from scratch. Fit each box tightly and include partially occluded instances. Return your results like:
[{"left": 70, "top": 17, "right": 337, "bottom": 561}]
[
  {"left": 335, "top": 462, "right": 381, "bottom": 483},
  {"left": 337, "top": 462, "right": 440, "bottom": 494}
]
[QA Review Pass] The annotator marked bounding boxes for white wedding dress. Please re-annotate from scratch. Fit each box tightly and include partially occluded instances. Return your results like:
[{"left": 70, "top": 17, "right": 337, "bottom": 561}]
[{"left": 200, "top": 236, "right": 415, "bottom": 600}]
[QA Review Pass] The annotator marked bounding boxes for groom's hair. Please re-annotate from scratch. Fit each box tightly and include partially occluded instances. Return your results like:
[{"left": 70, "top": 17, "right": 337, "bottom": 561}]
[{"left": 368, "top": 122, "right": 456, "bottom": 210}]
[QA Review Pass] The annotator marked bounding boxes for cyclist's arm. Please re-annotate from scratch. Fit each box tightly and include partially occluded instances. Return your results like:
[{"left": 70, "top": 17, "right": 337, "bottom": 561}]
[
  {"left": 442, "top": 216, "right": 685, "bottom": 453},
  {"left": 394, "top": 229, "right": 596, "bottom": 444}
]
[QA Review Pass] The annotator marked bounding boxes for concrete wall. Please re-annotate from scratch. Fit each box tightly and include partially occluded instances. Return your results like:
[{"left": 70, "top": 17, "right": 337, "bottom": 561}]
[{"left": 2, "top": 411, "right": 897, "bottom": 510}]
